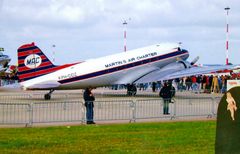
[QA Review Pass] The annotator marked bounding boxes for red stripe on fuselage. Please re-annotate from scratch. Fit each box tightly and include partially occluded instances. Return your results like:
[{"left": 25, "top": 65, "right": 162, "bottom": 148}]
[
  {"left": 19, "top": 67, "right": 60, "bottom": 79},
  {"left": 19, "top": 63, "right": 80, "bottom": 80}
]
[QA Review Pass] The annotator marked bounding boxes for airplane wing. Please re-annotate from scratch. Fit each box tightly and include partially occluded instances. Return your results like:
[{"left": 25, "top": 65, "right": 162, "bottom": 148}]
[
  {"left": 134, "top": 64, "right": 240, "bottom": 84},
  {"left": 164, "top": 65, "right": 240, "bottom": 80}
]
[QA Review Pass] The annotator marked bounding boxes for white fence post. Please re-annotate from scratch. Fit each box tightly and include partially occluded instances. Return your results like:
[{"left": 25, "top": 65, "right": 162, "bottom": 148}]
[
  {"left": 27, "top": 103, "right": 33, "bottom": 127},
  {"left": 130, "top": 100, "right": 136, "bottom": 123},
  {"left": 171, "top": 99, "right": 177, "bottom": 120},
  {"left": 81, "top": 101, "right": 86, "bottom": 124}
]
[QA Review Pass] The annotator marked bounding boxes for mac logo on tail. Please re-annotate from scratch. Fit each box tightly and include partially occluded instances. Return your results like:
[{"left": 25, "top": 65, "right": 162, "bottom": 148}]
[{"left": 24, "top": 54, "right": 42, "bottom": 69}]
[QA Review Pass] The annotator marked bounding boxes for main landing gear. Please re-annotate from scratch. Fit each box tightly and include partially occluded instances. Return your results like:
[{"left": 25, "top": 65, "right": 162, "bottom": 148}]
[
  {"left": 127, "top": 84, "right": 137, "bottom": 96},
  {"left": 44, "top": 89, "right": 54, "bottom": 100}
]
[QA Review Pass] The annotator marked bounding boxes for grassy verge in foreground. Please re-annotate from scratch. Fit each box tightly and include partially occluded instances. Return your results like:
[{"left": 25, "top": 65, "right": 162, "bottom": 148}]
[{"left": 0, "top": 121, "right": 216, "bottom": 154}]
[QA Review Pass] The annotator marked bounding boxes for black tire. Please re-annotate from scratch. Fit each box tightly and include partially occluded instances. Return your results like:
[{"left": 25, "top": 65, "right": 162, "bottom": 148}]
[
  {"left": 44, "top": 94, "right": 51, "bottom": 100},
  {"left": 132, "top": 85, "right": 137, "bottom": 96},
  {"left": 127, "top": 84, "right": 137, "bottom": 96}
]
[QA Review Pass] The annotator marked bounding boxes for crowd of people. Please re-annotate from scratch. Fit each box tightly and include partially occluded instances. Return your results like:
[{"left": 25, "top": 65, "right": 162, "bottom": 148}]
[
  {"left": 174, "top": 74, "right": 233, "bottom": 94},
  {"left": 0, "top": 73, "right": 18, "bottom": 87},
  {"left": 136, "top": 73, "right": 240, "bottom": 94},
  {"left": 0, "top": 65, "right": 18, "bottom": 86},
  {"left": 110, "top": 73, "right": 240, "bottom": 94}
]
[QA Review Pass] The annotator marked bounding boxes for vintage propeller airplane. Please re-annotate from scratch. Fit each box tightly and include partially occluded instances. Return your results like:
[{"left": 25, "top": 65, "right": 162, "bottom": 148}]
[
  {"left": 17, "top": 42, "right": 239, "bottom": 100},
  {"left": 0, "top": 49, "right": 11, "bottom": 72}
]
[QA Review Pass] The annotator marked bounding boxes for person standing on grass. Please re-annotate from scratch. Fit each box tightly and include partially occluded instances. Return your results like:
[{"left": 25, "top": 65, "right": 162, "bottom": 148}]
[
  {"left": 159, "top": 82, "right": 172, "bottom": 115},
  {"left": 83, "top": 88, "right": 95, "bottom": 124}
]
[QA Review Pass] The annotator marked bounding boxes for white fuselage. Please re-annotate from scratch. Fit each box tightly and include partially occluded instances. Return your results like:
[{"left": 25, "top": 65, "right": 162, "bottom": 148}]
[{"left": 20, "top": 43, "right": 189, "bottom": 90}]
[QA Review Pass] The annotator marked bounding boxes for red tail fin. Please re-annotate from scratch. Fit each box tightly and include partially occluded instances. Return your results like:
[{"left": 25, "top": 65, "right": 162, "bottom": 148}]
[{"left": 18, "top": 42, "right": 56, "bottom": 82}]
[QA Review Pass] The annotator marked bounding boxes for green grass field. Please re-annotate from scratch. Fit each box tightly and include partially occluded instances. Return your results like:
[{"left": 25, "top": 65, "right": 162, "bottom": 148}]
[{"left": 0, "top": 121, "right": 216, "bottom": 154}]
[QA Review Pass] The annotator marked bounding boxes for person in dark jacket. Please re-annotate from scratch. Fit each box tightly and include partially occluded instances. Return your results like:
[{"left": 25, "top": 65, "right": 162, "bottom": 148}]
[
  {"left": 83, "top": 88, "right": 95, "bottom": 124},
  {"left": 159, "top": 82, "right": 173, "bottom": 115},
  {"left": 185, "top": 76, "right": 192, "bottom": 91},
  {"left": 152, "top": 82, "right": 156, "bottom": 92}
]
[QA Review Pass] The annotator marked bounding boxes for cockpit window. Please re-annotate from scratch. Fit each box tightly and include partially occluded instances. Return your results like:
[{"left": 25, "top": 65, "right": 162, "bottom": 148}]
[{"left": 173, "top": 47, "right": 181, "bottom": 51}]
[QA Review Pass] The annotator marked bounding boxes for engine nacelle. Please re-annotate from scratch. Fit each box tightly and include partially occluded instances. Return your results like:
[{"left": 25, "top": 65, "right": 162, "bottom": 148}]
[
  {"left": 160, "top": 60, "right": 191, "bottom": 74},
  {"left": 177, "top": 60, "right": 191, "bottom": 69}
]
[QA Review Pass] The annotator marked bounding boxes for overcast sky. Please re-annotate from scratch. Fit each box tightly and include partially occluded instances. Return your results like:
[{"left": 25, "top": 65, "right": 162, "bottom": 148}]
[{"left": 0, "top": 0, "right": 239, "bottom": 65}]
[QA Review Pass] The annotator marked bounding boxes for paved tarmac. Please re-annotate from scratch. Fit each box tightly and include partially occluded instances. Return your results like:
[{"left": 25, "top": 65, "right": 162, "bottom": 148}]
[{"left": 0, "top": 87, "right": 223, "bottom": 102}]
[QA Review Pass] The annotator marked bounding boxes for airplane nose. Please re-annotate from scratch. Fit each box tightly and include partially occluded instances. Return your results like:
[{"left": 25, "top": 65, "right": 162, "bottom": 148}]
[
  {"left": 181, "top": 49, "right": 188, "bottom": 53},
  {"left": 181, "top": 49, "right": 189, "bottom": 60},
  {"left": 182, "top": 49, "right": 189, "bottom": 54}
]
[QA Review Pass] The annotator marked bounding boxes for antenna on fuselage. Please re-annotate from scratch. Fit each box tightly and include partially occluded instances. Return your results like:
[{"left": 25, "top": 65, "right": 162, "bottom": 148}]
[{"left": 123, "top": 18, "right": 131, "bottom": 52}]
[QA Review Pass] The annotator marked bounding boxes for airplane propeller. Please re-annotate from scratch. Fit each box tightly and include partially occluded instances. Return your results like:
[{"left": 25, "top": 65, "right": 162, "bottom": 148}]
[{"left": 190, "top": 56, "right": 199, "bottom": 65}]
